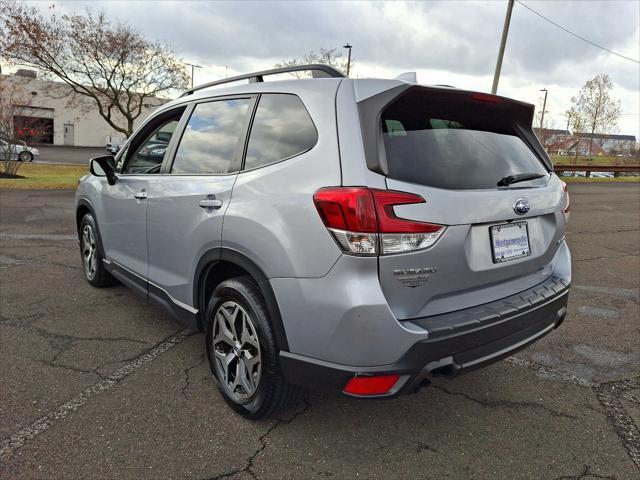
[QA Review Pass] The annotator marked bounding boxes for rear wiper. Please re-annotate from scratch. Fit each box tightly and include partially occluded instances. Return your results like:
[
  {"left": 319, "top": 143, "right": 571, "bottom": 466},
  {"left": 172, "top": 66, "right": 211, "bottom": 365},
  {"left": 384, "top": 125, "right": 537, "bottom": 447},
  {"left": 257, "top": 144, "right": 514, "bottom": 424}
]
[{"left": 497, "top": 172, "right": 546, "bottom": 187}]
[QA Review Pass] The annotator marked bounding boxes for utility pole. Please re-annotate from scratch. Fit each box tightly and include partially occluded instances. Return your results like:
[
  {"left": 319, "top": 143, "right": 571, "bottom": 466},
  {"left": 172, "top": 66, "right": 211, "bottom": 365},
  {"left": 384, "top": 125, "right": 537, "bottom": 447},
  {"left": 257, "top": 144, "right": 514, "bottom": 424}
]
[
  {"left": 491, "top": 0, "right": 515, "bottom": 94},
  {"left": 539, "top": 88, "right": 548, "bottom": 129},
  {"left": 343, "top": 43, "right": 352, "bottom": 77},
  {"left": 185, "top": 62, "right": 202, "bottom": 88}
]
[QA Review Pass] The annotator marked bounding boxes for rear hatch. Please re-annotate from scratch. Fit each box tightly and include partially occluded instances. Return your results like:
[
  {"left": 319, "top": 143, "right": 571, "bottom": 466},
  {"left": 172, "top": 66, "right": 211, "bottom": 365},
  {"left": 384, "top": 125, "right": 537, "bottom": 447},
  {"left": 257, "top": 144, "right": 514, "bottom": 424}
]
[{"left": 364, "top": 86, "right": 567, "bottom": 319}]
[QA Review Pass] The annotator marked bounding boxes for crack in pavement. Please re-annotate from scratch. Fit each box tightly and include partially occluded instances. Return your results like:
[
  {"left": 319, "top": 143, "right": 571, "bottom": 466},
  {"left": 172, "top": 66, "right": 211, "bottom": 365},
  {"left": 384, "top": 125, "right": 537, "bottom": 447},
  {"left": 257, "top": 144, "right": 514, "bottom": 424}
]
[
  {"left": 200, "top": 398, "right": 311, "bottom": 480},
  {"left": 621, "top": 390, "right": 640, "bottom": 405},
  {"left": 181, "top": 353, "right": 206, "bottom": 399},
  {"left": 570, "top": 227, "right": 640, "bottom": 235},
  {"left": 572, "top": 285, "right": 640, "bottom": 303},
  {"left": 431, "top": 384, "right": 577, "bottom": 419},
  {"left": 35, "top": 358, "right": 109, "bottom": 380},
  {"left": 594, "top": 378, "right": 640, "bottom": 471},
  {"left": 505, "top": 357, "right": 596, "bottom": 387},
  {"left": 0, "top": 233, "right": 77, "bottom": 241},
  {"left": 1, "top": 312, "right": 151, "bottom": 365},
  {"left": 507, "top": 356, "right": 640, "bottom": 472},
  {"left": 574, "top": 253, "right": 638, "bottom": 262},
  {"left": 552, "top": 464, "right": 617, "bottom": 479},
  {"left": 415, "top": 441, "right": 438, "bottom": 454},
  {"left": 2, "top": 312, "right": 160, "bottom": 385},
  {"left": 0, "top": 328, "right": 194, "bottom": 462}
]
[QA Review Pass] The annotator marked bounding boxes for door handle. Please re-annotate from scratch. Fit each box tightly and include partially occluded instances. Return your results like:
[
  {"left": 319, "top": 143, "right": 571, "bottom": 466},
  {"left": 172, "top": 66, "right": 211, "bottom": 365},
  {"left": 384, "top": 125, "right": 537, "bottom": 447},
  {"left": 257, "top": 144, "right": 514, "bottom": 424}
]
[
  {"left": 134, "top": 190, "right": 147, "bottom": 200},
  {"left": 199, "top": 198, "right": 223, "bottom": 209}
]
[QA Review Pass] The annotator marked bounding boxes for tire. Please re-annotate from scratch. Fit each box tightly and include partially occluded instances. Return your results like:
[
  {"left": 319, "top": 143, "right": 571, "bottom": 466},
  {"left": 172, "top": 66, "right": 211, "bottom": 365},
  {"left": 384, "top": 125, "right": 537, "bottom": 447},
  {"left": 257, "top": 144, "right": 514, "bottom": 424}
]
[
  {"left": 18, "top": 151, "right": 33, "bottom": 162},
  {"left": 79, "top": 213, "right": 116, "bottom": 287},
  {"left": 205, "top": 276, "right": 301, "bottom": 419}
]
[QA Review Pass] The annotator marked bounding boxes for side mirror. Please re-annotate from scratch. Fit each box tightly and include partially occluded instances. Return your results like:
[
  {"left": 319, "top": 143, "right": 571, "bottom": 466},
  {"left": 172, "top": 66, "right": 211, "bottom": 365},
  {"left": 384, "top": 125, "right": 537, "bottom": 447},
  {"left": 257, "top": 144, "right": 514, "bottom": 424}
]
[{"left": 90, "top": 155, "right": 117, "bottom": 185}]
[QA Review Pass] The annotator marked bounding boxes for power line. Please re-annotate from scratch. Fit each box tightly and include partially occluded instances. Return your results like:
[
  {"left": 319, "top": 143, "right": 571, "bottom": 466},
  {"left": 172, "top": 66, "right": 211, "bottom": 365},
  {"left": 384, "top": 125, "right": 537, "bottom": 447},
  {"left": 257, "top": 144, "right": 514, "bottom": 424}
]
[{"left": 515, "top": 0, "right": 640, "bottom": 64}]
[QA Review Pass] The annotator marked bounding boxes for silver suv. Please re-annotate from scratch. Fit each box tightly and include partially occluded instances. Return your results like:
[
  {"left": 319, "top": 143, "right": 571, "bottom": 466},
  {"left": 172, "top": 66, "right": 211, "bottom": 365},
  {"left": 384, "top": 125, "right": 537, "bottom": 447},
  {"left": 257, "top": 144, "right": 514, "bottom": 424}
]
[{"left": 76, "top": 64, "right": 571, "bottom": 418}]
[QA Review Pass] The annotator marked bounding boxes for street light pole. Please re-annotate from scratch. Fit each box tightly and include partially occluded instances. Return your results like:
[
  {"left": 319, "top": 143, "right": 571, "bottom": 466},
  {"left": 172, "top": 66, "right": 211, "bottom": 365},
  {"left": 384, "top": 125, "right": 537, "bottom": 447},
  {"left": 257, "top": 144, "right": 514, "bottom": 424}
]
[
  {"left": 185, "top": 62, "right": 202, "bottom": 88},
  {"left": 343, "top": 43, "right": 352, "bottom": 77},
  {"left": 539, "top": 88, "right": 548, "bottom": 129},
  {"left": 491, "top": 0, "right": 515, "bottom": 94}
]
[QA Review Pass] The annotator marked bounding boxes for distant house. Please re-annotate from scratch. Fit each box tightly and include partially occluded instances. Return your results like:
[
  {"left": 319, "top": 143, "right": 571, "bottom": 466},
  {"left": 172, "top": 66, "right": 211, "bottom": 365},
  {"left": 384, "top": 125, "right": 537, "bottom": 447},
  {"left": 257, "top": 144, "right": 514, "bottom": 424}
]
[
  {"left": 533, "top": 128, "right": 571, "bottom": 148},
  {"left": 573, "top": 132, "right": 637, "bottom": 154},
  {"left": 554, "top": 137, "right": 606, "bottom": 156}
]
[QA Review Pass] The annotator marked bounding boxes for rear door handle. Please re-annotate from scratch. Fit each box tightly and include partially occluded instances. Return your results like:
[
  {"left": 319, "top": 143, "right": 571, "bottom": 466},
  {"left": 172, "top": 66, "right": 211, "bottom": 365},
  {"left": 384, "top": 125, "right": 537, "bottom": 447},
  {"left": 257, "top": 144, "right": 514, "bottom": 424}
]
[
  {"left": 199, "top": 198, "right": 223, "bottom": 209},
  {"left": 134, "top": 190, "right": 147, "bottom": 200}
]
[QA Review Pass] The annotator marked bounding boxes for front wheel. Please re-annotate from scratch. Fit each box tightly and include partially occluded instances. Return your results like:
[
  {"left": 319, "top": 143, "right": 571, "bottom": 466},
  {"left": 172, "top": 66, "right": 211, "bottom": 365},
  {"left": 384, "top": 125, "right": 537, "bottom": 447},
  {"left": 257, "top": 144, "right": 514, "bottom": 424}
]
[
  {"left": 18, "top": 151, "right": 33, "bottom": 162},
  {"left": 205, "top": 277, "right": 301, "bottom": 419},
  {"left": 78, "top": 213, "right": 115, "bottom": 287}
]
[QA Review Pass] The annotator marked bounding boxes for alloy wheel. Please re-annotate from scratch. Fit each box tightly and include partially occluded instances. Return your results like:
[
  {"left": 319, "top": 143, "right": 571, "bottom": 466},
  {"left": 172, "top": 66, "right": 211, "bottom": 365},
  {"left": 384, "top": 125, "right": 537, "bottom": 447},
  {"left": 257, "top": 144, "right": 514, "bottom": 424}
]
[
  {"left": 212, "top": 300, "right": 262, "bottom": 401},
  {"left": 81, "top": 224, "right": 97, "bottom": 279}
]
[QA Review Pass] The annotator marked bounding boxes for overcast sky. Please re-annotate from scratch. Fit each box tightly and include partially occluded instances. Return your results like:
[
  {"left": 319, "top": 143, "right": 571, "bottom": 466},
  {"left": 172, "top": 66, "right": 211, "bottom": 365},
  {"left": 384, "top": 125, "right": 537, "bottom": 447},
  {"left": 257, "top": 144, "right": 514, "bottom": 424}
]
[{"left": 21, "top": 1, "right": 640, "bottom": 137}]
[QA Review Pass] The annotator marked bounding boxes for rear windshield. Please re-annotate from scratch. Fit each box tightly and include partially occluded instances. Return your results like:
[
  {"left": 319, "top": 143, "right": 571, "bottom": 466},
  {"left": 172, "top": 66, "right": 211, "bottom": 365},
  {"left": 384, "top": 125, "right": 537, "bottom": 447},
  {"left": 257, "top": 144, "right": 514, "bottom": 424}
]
[{"left": 380, "top": 91, "right": 548, "bottom": 190}]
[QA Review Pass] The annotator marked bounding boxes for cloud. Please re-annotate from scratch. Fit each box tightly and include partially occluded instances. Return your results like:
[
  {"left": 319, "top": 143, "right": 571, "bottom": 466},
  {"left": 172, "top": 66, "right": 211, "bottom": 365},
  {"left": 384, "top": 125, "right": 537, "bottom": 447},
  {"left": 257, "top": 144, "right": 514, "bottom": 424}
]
[{"left": 43, "top": 0, "right": 640, "bottom": 136}]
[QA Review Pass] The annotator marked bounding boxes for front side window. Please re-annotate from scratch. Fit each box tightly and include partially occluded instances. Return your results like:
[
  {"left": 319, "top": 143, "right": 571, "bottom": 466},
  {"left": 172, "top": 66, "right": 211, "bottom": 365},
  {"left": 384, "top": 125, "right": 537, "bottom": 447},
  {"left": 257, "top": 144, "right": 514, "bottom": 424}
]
[
  {"left": 244, "top": 94, "right": 317, "bottom": 170},
  {"left": 123, "top": 114, "right": 182, "bottom": 174},
  {"left": 171, "top": 98, "right": 252, "bottom": 174}
]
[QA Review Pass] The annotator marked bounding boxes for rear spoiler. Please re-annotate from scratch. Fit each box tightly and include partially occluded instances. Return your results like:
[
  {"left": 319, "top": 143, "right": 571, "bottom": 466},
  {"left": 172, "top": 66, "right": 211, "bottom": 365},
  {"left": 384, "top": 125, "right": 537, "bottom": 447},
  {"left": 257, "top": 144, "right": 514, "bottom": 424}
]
[{"left": 357, "top": 85, "right": 553, "bottom": 175}]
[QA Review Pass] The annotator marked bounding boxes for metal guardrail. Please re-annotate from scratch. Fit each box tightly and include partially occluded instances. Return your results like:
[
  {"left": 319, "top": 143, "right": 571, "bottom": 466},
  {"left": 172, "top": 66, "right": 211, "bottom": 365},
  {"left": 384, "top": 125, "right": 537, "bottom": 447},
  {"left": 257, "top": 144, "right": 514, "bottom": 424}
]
[{"left": 554, "top": 164, "right": 640, "bottom": 178}]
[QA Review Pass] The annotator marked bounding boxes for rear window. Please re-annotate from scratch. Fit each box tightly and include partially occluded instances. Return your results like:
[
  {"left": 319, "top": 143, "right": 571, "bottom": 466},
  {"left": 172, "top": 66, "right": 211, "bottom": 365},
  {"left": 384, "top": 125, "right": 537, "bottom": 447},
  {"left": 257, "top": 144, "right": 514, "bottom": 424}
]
[
  {"left": 244, "top": 94, "right": 317, "bottom": 170},
  {"left": 381, "top": 91, "right": 548, "bottom": 190}
]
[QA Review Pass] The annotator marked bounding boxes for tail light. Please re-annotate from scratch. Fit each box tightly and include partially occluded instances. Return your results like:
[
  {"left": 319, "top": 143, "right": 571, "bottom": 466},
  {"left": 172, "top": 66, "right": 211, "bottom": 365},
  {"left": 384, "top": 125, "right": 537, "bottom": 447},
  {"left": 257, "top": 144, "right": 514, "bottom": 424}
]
[
  {"left": 313, "top": 187, "right": 445, "bottom": 255},
  {"left": 561, "top": 181, "right": 570, "bottom": 223}
]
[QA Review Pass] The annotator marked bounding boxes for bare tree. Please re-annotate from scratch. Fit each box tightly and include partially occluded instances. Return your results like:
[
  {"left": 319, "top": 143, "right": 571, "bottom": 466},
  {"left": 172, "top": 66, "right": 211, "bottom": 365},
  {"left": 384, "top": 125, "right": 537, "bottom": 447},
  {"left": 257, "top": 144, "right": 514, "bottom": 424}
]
[
  {"left": 565, "top": 106, "right": 587, "bottom": 164},
  {"left": 0, "top": 75, "right": 33, "bottom": 175},
  {"left": 533, "top": 103, "right": 559, "bottom": 149},
  {"left": 275, "top": 48, "right": 352, "bottom": 78},
  {"left": 567, "top": 74, "right": 622, "bottom": 160},
  {"left": 0, "top": 1, "right": 190, "bottom": 136}
]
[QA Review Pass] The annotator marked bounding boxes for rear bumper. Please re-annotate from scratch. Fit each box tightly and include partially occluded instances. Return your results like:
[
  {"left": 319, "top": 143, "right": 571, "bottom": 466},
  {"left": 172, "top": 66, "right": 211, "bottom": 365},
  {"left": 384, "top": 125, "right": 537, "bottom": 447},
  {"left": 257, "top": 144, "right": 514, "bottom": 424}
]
[{"left": 279, "top": 275, "right": 569, "bottom": 397}]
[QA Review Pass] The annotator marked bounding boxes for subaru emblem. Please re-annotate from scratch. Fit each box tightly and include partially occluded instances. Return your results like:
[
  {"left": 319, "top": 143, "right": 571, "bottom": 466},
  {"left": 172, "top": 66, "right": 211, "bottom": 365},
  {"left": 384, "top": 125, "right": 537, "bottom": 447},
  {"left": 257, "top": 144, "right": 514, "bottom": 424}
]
[{"left": 513, "top": 198, "right": 530, "bottom": 215}]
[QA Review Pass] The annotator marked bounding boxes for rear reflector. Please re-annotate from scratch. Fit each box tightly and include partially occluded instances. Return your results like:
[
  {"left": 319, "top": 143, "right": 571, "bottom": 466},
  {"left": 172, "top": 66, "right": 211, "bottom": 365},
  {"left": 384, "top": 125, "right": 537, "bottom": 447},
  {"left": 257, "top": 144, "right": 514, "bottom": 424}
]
[
  {"left": 343, "top": 374, "right": 401, "bottom": 396},
  {"left": 314, "top": 187, "right": 445, "bottom": 255},
  {"left": 561, "top": 181, "right": 570, "bottom": 223}
]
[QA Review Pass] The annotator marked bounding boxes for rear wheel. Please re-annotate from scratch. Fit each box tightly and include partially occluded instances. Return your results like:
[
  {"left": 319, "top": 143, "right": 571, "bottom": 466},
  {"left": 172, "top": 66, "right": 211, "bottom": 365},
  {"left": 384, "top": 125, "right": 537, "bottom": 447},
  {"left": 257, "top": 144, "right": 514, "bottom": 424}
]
[
  {"left": 18, "top": 151, "right": 33, "bottom": 162},
  {"left": 205, "top": 276, "right": 300, "bottom": 419},
  {"left": 79, "top": 213, "right": 115, "bottom": 287}
]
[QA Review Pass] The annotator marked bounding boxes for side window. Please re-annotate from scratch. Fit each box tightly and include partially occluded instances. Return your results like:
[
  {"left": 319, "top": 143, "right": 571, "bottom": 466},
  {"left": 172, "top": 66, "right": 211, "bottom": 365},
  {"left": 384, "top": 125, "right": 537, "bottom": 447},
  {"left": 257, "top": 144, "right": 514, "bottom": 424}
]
[
  {"left": 122, "top": 111, "right": 183, "bottom": 174},
  {"left": 171, "top": 98, "right": 252, "bottom": 174},
  {"left": 244, "top": 94, "right": 317, "bottom": 170}
]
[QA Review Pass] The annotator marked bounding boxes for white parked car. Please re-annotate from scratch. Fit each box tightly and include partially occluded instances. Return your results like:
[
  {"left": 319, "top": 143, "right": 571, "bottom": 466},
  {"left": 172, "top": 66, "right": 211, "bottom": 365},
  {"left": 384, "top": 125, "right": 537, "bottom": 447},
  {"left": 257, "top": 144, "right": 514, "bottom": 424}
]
[
  {"left": 0, "top": 138, "right": 40, "bottom": 162},
  {"left": 105, "top": 136, "right": 126, "bottom": 154}
]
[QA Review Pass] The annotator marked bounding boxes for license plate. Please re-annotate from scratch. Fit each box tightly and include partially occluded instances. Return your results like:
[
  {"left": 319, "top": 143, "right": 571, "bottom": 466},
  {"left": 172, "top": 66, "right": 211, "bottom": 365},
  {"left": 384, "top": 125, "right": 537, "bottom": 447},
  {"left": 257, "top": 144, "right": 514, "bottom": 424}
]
[{"left": 490, "top": 221, "right": 531, "bottom": 263}]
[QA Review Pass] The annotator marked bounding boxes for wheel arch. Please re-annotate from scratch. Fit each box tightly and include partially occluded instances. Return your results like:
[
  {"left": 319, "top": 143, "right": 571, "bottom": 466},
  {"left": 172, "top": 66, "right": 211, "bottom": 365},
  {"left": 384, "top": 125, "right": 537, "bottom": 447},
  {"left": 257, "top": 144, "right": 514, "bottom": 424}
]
[
  {"left": 195, "top": 248, "right": 290, "bottom": 352},
  {"left": 76, "top": 199, "right": 95, "bottom": 237}
]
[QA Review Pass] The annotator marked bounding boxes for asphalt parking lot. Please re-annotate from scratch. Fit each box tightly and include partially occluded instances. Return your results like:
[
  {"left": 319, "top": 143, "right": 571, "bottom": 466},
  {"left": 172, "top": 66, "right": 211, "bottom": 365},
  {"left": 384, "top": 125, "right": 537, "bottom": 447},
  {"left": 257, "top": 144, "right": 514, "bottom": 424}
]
[{"left": 0, "top": 183, "right": 638, "bottom": 479}]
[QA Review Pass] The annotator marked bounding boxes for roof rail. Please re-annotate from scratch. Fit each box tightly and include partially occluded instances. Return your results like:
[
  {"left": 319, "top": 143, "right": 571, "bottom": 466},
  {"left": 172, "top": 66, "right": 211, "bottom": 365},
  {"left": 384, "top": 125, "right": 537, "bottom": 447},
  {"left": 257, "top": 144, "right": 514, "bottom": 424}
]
[{"left": 180, "top": 63, "right": 345, "bottom": 97}]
